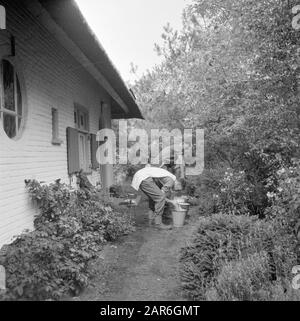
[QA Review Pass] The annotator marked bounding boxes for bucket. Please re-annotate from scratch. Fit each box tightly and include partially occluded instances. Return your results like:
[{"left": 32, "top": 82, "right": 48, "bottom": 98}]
[
  {"left": 173, "top": 196, "right": 189, "bottom": 203},
  {"left": 172, "top": 209, "right": 187, "bottom": 227},
  {"left": 178, "top": 202, "right": 190, "bottom": 211}
]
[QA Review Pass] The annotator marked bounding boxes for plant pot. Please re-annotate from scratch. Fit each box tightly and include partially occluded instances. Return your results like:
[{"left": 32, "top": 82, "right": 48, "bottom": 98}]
[{"left": 172, "top": 210, "right": 187, "bottom": 227}]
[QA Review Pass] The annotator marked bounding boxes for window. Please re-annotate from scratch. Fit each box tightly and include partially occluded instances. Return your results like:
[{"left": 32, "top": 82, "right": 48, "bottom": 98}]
[
  {"left": 0, "top": 59, "right": 23, "bottom": 139},
  {"left": 51, "top": 108, "right": 62, "bottom": 145},
  {"left": 70, "top": 104, "right": 91, "bottom": 173},
  {"left": 74, "top": 104, "right": 89, "bottom": 132}
]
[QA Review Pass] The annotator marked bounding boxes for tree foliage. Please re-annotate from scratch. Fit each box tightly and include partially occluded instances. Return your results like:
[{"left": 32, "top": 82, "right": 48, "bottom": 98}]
[
  {"left": 131, "top": 0, "right": 300, "bottom": 215},
  {"left": 133, "top": 0, "right": 300, "bottom": 167},
  {"left": 130, "top": 0, "right": 300, "bottom": 300}
]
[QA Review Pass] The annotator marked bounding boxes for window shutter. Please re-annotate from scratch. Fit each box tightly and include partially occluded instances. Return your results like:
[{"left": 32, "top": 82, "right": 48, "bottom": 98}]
[
  {"left": 66, "top": 127, "right": 80, "bottom": 174},
  {"left": 90, "top": 133, "right": 99, "bottom": 170},
  {"left": 0, "top": 30, "right": 14, "bottom": 56}
]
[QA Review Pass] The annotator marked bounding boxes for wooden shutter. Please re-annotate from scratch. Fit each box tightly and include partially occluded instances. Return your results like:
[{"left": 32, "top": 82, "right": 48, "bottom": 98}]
[
  {"left": 0, "top": 30, "right": 14, "bottom": 56},
  {"left": 90, "top": 133, "right": 99, "bottom": 169},
  {"left": 66, "top": 127, "right": 80, "bottom": 174}
]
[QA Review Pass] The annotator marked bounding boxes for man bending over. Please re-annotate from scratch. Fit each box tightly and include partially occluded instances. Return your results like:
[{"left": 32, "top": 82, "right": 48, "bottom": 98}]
[{"left": 131, "top": 165, "right": 177, "bottom": 230}]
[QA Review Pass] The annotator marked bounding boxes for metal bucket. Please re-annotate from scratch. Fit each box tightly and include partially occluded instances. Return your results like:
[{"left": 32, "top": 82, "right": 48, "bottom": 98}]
[
  {"left": 173, "top": 196, "right": 189, "bottom": 203},
  {"left": 172, "top": 209, "right": 187, "bottom": 227},
  {"left": 172, "top": 202, "right": 190, "bottom": 227},
  {"left": 178, "top": 202, "right": 190, "bottom": 211}
]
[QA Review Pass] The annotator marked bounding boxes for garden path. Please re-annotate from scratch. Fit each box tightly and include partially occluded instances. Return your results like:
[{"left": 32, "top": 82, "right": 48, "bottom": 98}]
[{"left": 75, "top": 197, "right": 198, "bottom": 301}]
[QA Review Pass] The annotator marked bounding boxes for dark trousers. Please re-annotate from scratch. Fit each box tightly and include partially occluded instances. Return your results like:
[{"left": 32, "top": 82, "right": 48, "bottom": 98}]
[{"left": 139, "top": 177, "right": 174, "bottom": 217}]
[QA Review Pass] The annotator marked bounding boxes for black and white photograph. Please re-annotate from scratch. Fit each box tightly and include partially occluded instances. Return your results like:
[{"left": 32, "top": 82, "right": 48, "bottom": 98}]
[{"left": 0, "top": 0, "right": 300, "bottom": 311}]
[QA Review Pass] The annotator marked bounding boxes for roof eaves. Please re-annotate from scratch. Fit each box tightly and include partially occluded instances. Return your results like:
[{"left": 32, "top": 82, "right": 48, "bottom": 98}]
[{"left": 37, "top": 0, "right": 143, "bottom": 119}]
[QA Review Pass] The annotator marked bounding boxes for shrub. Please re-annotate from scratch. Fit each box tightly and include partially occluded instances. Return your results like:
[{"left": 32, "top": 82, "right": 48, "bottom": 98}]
[
  {"left": 256, "top": 282, "right": 300, "bottom": 301},
  {"left": 184, "top": 169, "right": 226, "bottom": 215},
  {"left": 265, "top": 160, "right": 300, "bottom": 234},
  {"left": 185, "top": 167, "right": 259, "bottom": 217},
  {"left": 185, "top": 178, "right": 198, "bottom": 197},
  {"left": 0, "top": 180, "right": 134, "bottom": 301},
  {"left": 179, "top": 214, "right": 298, "bottom": 300},
  {"left": 205, "top": 252, "right": 300, "bottom": 301},
  {"left": 218, "top": 169, "right": 255, "bottom": 215},
  {"left": 109, "top": 184, "right": 124, "bottom": 198},
  {"left": 205, "top": 252, "right": 272, "bottom": 301},
  {"left": 185, "top": 168, "right": 224, "bottom": 198},
  {"left": 196, "top": 195, "right": 220, "bottom": 216}
]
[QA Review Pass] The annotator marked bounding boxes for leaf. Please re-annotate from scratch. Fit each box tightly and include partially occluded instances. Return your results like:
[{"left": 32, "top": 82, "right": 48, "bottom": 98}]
[{"left": 16, "top": 285, "right": 23, "bottom": 297}]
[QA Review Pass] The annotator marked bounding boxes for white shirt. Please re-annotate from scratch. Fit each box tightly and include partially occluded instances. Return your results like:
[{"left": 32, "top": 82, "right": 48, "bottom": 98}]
[{"left": 131, "top": 166, "right": 176, "bottom": 191}]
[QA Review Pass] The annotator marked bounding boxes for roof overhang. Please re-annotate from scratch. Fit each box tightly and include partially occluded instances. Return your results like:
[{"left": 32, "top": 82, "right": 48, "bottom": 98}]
[{"left": 23, "top": 0, "right": 143, "bottom": 119}]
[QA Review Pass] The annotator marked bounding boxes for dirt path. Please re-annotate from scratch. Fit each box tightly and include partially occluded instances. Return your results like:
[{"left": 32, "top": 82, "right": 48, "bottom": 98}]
[{"left": 76, "top": 199, "right": 199, "bottom": 301}]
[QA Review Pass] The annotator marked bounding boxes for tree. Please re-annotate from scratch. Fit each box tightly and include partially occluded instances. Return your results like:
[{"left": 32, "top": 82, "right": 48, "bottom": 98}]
[{"left": 132, "top": 0, "right": 299, "bottom": 166}]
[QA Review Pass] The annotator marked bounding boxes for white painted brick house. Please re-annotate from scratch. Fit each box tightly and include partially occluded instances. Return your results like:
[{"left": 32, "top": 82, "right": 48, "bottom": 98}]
[{"left": 0, "top": 0, "right": 143, "bottom": 247}]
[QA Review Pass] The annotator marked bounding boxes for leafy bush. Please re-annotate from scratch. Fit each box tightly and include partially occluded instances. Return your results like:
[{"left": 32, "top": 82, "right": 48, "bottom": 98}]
[
  {"left": 185, "top": 168, "right": 224, "bottom": 197},
  {"left": 179, "top": 160, "right": 300, "bottom": 301},
  {"left": 205, "top": 252, "right": 300, "bottom": 301},
  {"left": 184, "top": 169, "right": 225, "bottom": 215},
  {"left": 195, "top": 195, "right": 220, "bottom": 216},
  {"left": 179, "top": 214, "right": 298, "bottom": 300},
  {"left": 191, "top": 162, "right": 274, "bottom": 218},
  {"left": 0, "top": 180, "right": 134, "bottom": 301},
  {"left": 266, "top": 160, "right": 300, "bottom": 234},
  {"left": 109, "top": 184, "right": 124, "bottom": 198},
  {"left": 205, "top": 252, "right": 270, "bottom": 301},
  {"left": 184, "top": 178, "right": 198, "bottom": 197},
  {"left": 128, "top": 0, "right": 300, "bottom": 302},
  {"left": 218, "top": 168, "right": 255, "bottom": 216}
]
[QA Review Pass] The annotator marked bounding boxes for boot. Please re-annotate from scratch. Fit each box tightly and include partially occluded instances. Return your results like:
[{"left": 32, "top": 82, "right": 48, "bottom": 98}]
[
  {"left": 148, "top": 210, "right": 155, "bottom": 226},
  {"left": 154, "top": 215, "right": 172, "bottom": 230}
]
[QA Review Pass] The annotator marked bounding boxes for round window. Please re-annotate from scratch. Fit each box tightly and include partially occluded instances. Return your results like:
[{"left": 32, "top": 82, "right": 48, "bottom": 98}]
[{"left": 0, "top": 59, "right": 23, "bottom": 139}]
